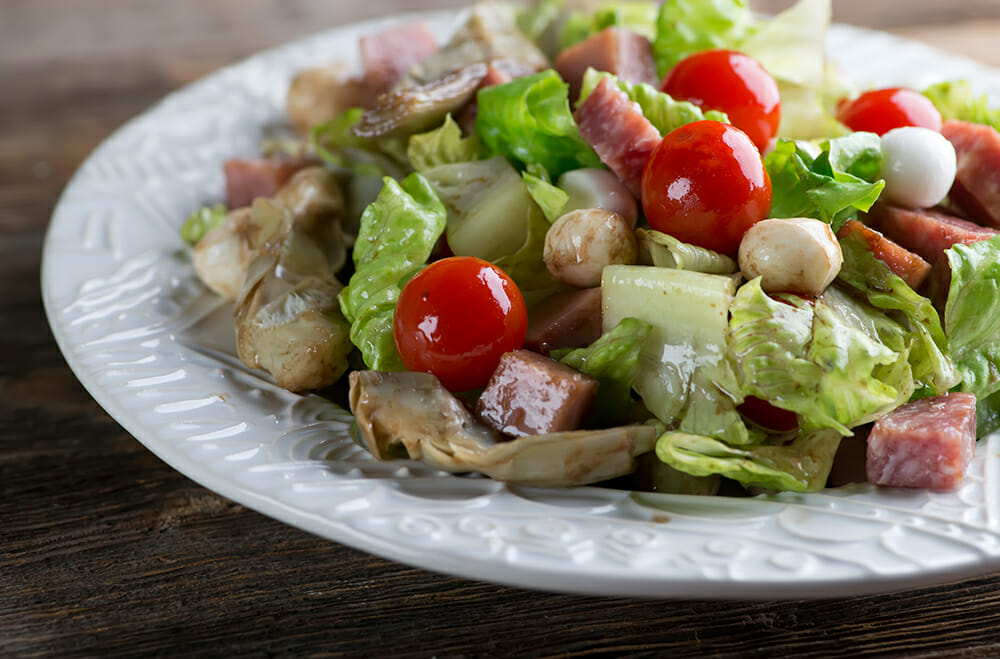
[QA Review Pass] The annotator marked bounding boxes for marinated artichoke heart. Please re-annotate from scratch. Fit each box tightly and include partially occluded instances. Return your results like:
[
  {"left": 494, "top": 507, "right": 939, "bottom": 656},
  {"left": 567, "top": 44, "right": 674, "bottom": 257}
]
[
  {"left": 349, "top": 370, "right": 657, "bottom": 487},
  {"left": 351, "top": 63, "right": 489, "bottom": 139},
  {"left": 233, "top": 172, "right": 354, "bottom": 392},
  {"left": 401, "top": 4, "right": 548, "bottom": 87}
]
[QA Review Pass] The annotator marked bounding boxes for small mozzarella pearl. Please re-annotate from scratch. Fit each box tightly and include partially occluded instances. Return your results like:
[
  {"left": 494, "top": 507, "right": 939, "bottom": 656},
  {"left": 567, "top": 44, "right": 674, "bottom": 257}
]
[{"left": 880, "top": 126, "right": 957, "bottom": 209}]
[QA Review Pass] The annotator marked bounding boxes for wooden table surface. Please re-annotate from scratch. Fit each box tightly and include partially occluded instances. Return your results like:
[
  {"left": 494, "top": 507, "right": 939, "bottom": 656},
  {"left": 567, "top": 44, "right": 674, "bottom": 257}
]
[{"left": 6, "top": 0, "right": 1000, "bottom": 656}]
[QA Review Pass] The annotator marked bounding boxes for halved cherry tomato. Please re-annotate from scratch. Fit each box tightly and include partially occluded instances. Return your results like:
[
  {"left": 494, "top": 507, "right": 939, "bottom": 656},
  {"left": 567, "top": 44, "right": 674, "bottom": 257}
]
[
  {"left": 836, "top": 88, "right": 942, "bottom": 135},
  {"left": 660, "top": 49, "right": 781, "bottom": 152},
  {"left": 641, "top": 120, "right": 772, "bottom": 255},
  {"left": 393, "top": 256, "right": 527, "bottom": 392},
  {"left": 737, "top": 396, "right": 799, "bottom": 434}
]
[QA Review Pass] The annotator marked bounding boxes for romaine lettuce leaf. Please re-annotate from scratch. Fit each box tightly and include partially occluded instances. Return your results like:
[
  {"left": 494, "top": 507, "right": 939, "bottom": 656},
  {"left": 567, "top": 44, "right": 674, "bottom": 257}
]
[
  {"left": 944, "top": 235, "right": 1000, "bottom": 399},
  {"left": 578, "top": 68, "right": 729, "bottom": 134},
  {"left": 764, "top": 135, "right": 885, "bottom": 231},
  {"left": 475, "top": 70, "right": 602, "bottom": 178},
  {"left": 407, "top": 115, "right": 485, "bottom": 173},
  {"left": 592, "top": 1, "right": 659, "bottom": 41},
  {"left": 923, "top": 79, "right": 1000, "bottom": 132},
  {"left": 837, "top": 232, "right": 958, "bottom": 396},
  {"left": 655, "top": 428, "right": 842, "bottom": 492},
  {"left": 556, "top": 317, "right": 653, "bottom": 425},
  {"left": 338, "top": 173, "right": 446, "bottom": 370},
  {"left": 652, "top": 0, "right": 754, "bottom": 77}
]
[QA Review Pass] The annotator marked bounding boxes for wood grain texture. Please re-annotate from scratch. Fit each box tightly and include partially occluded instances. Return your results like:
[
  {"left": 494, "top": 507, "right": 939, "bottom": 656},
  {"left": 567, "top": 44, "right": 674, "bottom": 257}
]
[{"left": 5, "top": 1, "right": 1000, "bottom": 656}]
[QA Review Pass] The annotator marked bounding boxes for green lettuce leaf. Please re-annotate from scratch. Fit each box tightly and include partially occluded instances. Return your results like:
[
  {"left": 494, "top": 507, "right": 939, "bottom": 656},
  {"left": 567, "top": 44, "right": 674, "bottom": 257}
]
[
  {"left": 923, "top": 79, "right": 1000, "bottom": 132},
  {"left": 407, "top": 115, "right": 486, "bottom": 173},
  {"left": 578, "top": 68, "right": 729, "bottom": 134},
  {"left": 522, "top": 164, "right": 569, "bottom": 223},
  {"left": 556, "top": 317, "right": 653, "bottom": 425},
  {"left": 475, "top": 70, "right": 603, "bottom": 178},
  {"left": 592, "top": 1, "right": 659, "bottom": 41},
  {"left": 655, "top": 428, "right": 842, "bottom": 492},
  {"left": 837, "top": 232, "right": 958, "bottom": 396},
  {"left": 764, "top": 135, "right": 885, "bottom": 231},
  {"left": 652, "top": 0, "right": 754, "bottom": 77},
  {"left": 338, "top": 173, "right": 446, "bottom": 370},
  {"left": 944, "top": 235, "right": 1000, "bottom": 399},
  {"left": 180, "top": 204, "right": 226, "bottom": 246},
  {"left": 636, "top": 228, "right": 737, "bottom": 273},
  {"left": 728, "top": 278, "right": 906, "bottom": 436}
]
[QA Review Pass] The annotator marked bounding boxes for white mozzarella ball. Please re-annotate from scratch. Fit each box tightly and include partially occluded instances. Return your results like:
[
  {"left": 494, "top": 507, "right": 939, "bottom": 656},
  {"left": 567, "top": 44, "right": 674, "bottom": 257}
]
[
  {"left": 738, "top": 217, "right": 843, "bottom": 297},
  {"left": 880, "top": 126, "right": 957, "bottom": 209},
  {"left": 557, "top": 169, "right": 638, "bottom": 228}
]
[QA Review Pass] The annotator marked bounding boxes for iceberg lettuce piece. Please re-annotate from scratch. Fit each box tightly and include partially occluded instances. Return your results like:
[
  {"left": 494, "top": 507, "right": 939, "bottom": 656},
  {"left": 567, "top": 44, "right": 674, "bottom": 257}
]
[
  {"left": 652, "top": 0, "right": 754, "bottom": 77},
  {"left": 656, "top": 428, "right": 842, "bottom": 492},
  {"left": 944, "top": 235, "right": 1000, "bottom": 399},
  {"left": 424, "top": 156, "right": 553, "bottom": 291},
  {"left": 556, "top": 316, "right": 653, "bottom": 425},
  {"left": 578, "top": 68, "right": 729, "bottom": 134},
  {"left": 923, "top": 79, "right": 1000, "bottom": 132},
  {"left": 475, "top": 70, "right": 603, "bottom": 178},
  {"left": 338, "top": 173, "right": 446, "bottom": 370},
  {"left": 764, "top": 135, "right": 885, "bottom": 231},
  {"left": 601, "top": 266, "right": 741, "bottom": 433},
  {"left": 407, "top": 115, "right": 485, "bottom": 173},
  {"left": 636, "top": 228, "right": 737, "bottom": 274},
  {"left": 837, "top": 232, "right": 958, "bottom": 396}
]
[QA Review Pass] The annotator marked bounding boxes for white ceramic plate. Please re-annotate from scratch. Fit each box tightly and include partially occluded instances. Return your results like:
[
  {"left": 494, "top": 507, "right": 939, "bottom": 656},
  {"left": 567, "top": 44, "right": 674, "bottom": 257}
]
[{"left": 43, "top": 10, "right": 1000, "bottom": 599}]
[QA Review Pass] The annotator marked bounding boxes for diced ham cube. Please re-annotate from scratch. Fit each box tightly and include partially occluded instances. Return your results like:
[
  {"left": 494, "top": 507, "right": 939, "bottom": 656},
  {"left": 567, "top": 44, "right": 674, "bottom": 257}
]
[
  {"left": 574, "top": 76, "right": 661, "bottom": 198},
  {"left": 360, "top": 21, "right": 439, "bottom": 96},
  {"left": 556, "top": 27, "right": 658, "bottom": 103},
  {"left": 223, "top": 156, "right": 311, "bottom": 209},
  {"left": 838, "top": 219, "right": 931, "bottom": 289},
  {"left": 941, "top": 119, "right": 1000, "bottom": 229},
  {"left": 866, "top": 392, "right": 977, "bottom": 490},
  {"left": 524, "top": 288, "right": 603, "bottom": 356},
  {"left": 475, "top": 350, "right": 598, "bottom": 438},
  {"left": 864, "top": 203, "right": 998, "bottom": 264}
]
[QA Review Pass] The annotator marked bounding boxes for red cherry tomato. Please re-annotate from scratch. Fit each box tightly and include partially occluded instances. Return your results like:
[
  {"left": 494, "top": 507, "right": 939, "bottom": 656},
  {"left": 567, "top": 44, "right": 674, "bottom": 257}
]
[
  {"left": 836, "top": 88, "right": 942, "bottom": 135},
  {"left": 641, "top": 120, "right": 772, "bottom": 255},
  {"left": 660, "top": 49, "right": 781, "bottom": 152},
  {"left": 737, "top": 396, "right": 799, "bottom": 433},
  {"left": 393, "top": 256, "right": 527, "bottom": 392}
]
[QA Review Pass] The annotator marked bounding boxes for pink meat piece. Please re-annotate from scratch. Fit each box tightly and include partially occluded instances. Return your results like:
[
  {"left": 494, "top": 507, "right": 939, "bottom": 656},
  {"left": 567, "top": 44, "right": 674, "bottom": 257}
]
[
  {"left": 838, "top": 219, "right": 931, "bottom": 290},
  {"left": 456, "top": 63, "right": 513, "bottom": 134},
  {"left": 865, "top": 203, "right": 998, "bottom": 263},
  {"left": 574, "top": 76, "right": 662, "bottom": 198},
  {"left": 555, "top": 27, "right": 658, "bottom": 103},
  {"left": 475, "top": 350, "right": 598, "bottom": 438},
  {"left": 524, "top": 288, "right": 603, "bottom": 356},
  {"left": 223, "top": 156, "right": 310, "bottom": 209},
  {"left": 360, "top": 21, "right": 439, "bottom": 96},
  {"left": 866, "top": 392, "right": 977, "bottom": 490},
  {"left": 941, "top": 119, "right": 1000, "bottom": 229}
]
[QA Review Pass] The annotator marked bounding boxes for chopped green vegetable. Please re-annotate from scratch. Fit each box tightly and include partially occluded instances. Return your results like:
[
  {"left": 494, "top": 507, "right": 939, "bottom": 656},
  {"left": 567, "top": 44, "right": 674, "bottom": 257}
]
[
  {"left": 338, "top": 173, "right": 446, "bottom": 370},
  {"left": 407, "top": 115, "right": 486, "bottom": 173},
  {"left": 180, "top": 204, "right": 227, "bottom": 246},
  {"left": 944, "top": 235, "right": 1000, "bottom": 399},
  {"left": 652, "top": 0, "right": 754, "bottom": 77},
  {"left": 923, "top": 79, "right": 1000, "bottom": 132},
  {"left": 636, "top": 228, "right": 737, "bottom": 274},
  {"left": 475, "top": 70, "right": 602, "bottom": 178}
]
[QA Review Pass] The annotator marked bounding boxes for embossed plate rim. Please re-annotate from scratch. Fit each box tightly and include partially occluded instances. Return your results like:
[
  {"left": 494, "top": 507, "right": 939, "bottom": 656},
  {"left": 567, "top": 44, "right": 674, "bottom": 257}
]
[{"left": 42, "top": 10, "right": 1000, "bottom": 598}]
